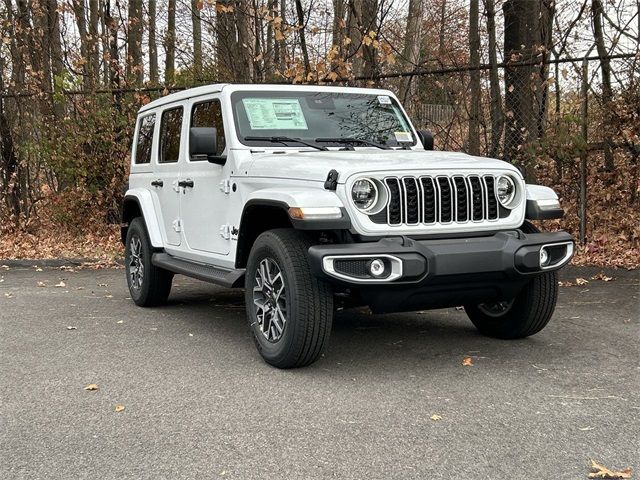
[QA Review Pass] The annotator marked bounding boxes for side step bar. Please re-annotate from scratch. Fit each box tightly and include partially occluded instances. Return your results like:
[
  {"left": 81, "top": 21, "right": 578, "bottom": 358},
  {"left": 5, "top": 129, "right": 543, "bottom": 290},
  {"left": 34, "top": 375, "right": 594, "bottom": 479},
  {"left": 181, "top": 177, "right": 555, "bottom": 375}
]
[{"left": 152, "top": 253, "right": 245, "bottom": 288}]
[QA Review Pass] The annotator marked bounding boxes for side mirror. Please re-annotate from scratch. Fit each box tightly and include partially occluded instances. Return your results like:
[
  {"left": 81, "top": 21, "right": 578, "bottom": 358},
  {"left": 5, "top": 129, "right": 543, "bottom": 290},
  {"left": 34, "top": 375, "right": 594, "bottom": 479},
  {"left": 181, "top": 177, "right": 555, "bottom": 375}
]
[
  {"left": 189, "top": 127, "right": 225, "bottom": 165},
  {"left": 417, "top": 130, "right": 434, "bottom": 151}
]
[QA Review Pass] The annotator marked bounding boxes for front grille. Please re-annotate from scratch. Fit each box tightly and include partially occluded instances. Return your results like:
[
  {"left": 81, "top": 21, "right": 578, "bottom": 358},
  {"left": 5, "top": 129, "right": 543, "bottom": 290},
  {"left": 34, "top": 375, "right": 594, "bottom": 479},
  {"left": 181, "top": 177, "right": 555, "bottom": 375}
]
[{"left": 377, "top": 175, "right": 499, "bottom": 226}]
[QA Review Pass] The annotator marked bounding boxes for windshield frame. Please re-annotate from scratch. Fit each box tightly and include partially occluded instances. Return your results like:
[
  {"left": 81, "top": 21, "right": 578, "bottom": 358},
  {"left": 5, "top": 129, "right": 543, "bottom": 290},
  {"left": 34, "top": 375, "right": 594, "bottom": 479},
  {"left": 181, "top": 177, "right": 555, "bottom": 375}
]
[{"left": 229, "top": 89, "right": 418, "bottom": 149}]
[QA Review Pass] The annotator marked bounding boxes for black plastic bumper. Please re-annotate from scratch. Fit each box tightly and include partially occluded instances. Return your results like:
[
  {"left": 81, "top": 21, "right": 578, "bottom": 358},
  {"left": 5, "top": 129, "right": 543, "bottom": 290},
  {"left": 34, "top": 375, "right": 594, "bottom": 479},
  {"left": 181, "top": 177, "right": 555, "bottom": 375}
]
[{"left": 308, "top": 230, "right": 574, "bottom": 313}]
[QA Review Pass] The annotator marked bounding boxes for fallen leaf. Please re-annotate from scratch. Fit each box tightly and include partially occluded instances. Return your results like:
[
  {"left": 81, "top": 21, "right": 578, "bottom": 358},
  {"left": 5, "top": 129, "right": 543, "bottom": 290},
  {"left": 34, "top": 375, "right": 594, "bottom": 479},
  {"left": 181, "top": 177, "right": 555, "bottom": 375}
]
[
  {"left": 1, "top": 265, "right": 9, "bottom": 270},
  {"left": 576, "top": 278, "right": 589, "bottom": 286},
  {"left": 4, "top": 293, "right": 13, "bottom": 298},
  {"left": 591, "top": 272, "right": 614, "bottom": 282},
  {"left": 97, "top": 283, "right": 108, "bottom": 287},
  {"left": 189, "top": 333, "right": 193, "bottom": 337},
  {"left": 558, "top": 281, "right": 574, "bottom": 287},
  {"left": 588, "top": 460, "right": 632, "bottom": 479},
  {"left": 66, "top": 326, "right": 77, "bottom": 330},
  {"left": 462, "top": 357, "right": 474, "bottom": 366},
  {"left": 430, "top": 414, "right": 442, "bottom": 421},
  {"left": 37, "top": 281, "right": 46, "bottom": 287},
  {"left": 105, "top": 294, "right": 113, "bottom": 298},
  {"left": 116, "top": 320, "right": 123, "bottom": 324},
  {"left": 55, "top": 281, "right": 66, "bottom": 288},
  {"left": 35, "top": 267, "right": 43, "bottom": 272},
  {"left": 114, "top": 404, "right": 125, "bottom": 412},
  {"left": 84, "top": 384, "right": 99, "bottom": 391},
  {"left": 579, "top": 426, "right": 594, "bottom": 431}
]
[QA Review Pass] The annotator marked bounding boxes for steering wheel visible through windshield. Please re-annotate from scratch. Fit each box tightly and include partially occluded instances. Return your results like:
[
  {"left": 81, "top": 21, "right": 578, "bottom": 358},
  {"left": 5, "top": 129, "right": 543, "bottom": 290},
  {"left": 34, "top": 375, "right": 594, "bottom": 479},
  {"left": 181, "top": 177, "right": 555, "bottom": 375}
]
[{"left": 231, "top": 90, "right": 416, "bottom": 148}]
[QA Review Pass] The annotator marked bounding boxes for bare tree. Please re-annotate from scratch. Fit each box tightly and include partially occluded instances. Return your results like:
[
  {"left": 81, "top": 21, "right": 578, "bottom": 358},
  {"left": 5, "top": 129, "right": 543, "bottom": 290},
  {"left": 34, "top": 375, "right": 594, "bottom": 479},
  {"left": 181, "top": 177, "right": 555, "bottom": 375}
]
[
  {"left": 165, "top": 0, "right": 176, "bottom": 84},
  {"left": 484, "top": 0, "right": 502, "bottom": 158},
  {"left": 192, "top": 0, "right": 203, "bottom": 80},
  {"left": 126, "top": 0, "right": 144, "bottom": 85},
  {"left": 295, "top": 0, "right": 311, "bottom": 76},
  {"left": 398, "top": 0, "right": 424, "bottom": 104},
  {"left": 468, "top": 0, "right": 481, "bottom": 155},
  {"left": 148, "top": 0, "right": 158, "bottom": 84},
  {"left": 88, "top": 0, "right": 100, "bottom": 87}
]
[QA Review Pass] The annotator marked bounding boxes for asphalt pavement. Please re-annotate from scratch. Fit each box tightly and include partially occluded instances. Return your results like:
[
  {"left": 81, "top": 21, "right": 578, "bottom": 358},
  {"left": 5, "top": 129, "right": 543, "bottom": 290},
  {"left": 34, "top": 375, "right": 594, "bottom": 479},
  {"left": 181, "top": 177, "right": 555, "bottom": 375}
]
[{"left": 0, "top": 264, "right": 638, "bottom": 479}]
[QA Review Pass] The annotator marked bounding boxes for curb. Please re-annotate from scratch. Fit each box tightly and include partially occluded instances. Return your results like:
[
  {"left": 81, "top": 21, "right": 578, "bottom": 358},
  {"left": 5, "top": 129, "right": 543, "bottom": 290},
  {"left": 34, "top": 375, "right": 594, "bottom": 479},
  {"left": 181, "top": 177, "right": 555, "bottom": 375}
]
[{"left": 0, "top": 258, "right": 124, "bottom": 268}]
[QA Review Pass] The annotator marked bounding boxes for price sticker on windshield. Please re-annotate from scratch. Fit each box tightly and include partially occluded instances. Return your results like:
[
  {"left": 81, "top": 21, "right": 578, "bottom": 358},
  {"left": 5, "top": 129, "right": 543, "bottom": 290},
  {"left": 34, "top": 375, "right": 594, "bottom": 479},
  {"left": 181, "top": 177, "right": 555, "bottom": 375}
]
[
  {"left": 394, "top": 131, "right": 413, "bottom": 143},
  {"left": 377, "top": 95, "right": 392, "bottom": 105}
]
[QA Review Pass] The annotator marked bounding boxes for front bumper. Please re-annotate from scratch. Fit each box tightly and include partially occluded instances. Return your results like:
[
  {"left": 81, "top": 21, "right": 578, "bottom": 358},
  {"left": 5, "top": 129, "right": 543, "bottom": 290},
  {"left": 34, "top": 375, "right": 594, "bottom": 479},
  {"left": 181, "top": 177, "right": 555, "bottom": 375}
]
[{"left": 308, "top": 230, "right": 574, "bottom": 313}]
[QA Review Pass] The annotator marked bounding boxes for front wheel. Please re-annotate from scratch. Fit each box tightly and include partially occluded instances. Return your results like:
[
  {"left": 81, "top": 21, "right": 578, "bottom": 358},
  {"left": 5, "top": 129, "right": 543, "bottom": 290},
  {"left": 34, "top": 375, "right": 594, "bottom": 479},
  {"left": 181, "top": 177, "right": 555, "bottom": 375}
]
[
  {"left": 465, "top": 220, "right": 560, "bottom": 339},
  {"left": 245, "top": 229, "right": 333, "bottom": 368}
]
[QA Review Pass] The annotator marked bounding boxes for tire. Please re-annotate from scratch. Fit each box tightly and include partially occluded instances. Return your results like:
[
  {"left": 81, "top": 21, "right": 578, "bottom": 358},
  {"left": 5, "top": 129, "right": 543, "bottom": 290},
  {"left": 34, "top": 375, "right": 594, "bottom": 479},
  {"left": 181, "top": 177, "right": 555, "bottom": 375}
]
[
  {"left": 464, "top": 221, "right": 558, "bottom": 339},
  {"left": 125, "top": 217, "right": 173, "bottom": 307},
  {"left": 245, "top": 229, "right": 333, "bottom": 368}
]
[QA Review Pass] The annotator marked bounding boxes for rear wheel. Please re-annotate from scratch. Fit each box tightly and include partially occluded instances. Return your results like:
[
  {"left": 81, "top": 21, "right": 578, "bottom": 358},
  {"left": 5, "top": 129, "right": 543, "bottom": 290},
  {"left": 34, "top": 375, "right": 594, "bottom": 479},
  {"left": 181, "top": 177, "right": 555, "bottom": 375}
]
[
  {"left": 245, "top": 229, "right": 333, "bottom": 368},
  {"left": 125, "top": 217, "right": 173, "bottom": 307},
  {"left": 464, "top": 221, "right": 559, "bottom": 339}
]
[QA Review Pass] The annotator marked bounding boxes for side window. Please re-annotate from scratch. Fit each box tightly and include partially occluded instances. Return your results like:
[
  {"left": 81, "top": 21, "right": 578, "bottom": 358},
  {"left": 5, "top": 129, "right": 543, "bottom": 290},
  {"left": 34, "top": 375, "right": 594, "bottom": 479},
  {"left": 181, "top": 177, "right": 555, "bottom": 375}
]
[
  {"left": 135, "top": 114, "right": 155, "bottom": 164},
  {"left": 191, "top": 100, "right": 226, "bottom": 158},
  {"left": 159, "top": 107, "right": 183, "bottom": 163}
]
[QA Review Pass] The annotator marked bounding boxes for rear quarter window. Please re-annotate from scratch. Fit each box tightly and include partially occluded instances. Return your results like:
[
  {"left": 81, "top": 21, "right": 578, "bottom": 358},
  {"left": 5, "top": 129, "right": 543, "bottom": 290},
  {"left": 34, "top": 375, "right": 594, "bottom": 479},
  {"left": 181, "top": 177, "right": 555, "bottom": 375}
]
[{"left": 134, "top": 114, "right": 155, "bottom": 164}]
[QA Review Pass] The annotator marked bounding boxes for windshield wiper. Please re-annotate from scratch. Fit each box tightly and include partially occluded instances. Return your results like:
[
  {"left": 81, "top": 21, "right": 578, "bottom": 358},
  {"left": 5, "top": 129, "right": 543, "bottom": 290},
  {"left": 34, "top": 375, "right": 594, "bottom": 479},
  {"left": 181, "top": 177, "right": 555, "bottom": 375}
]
[
  {"left": 315, "top": 137, "right": 391, "bottom": 150},
  {"left": 244, "top": 136, "right": 328, "bottom": 151}
]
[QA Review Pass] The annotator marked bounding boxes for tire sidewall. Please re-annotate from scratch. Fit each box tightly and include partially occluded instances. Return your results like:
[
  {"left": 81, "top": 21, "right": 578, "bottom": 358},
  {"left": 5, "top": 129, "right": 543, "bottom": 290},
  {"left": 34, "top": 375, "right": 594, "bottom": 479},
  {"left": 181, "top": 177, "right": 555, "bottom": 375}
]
[
  {"left": 125, "top": 218, "right": 153, "bottom": 305},
  {"left": 245, "top": 238, "right": 299, "bottom": 364}
]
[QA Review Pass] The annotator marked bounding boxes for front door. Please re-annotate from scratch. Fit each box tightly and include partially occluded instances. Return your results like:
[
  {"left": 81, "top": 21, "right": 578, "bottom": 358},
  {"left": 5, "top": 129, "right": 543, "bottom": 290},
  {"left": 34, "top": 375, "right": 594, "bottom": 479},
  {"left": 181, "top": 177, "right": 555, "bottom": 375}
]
[
  {"left": 153, "top": 106, "right": 184, "bottom": 246},
  {"left": 180, "top": 97, "right": 231, "bottom": 255}
]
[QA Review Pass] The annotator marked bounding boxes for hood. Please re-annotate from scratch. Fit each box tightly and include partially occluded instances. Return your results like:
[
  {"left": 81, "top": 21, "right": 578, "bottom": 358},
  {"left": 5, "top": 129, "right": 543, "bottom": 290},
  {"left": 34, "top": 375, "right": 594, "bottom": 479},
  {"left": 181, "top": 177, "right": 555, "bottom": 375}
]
[{"left": 243, "top": 149, "right": 521, "bottom": 183}]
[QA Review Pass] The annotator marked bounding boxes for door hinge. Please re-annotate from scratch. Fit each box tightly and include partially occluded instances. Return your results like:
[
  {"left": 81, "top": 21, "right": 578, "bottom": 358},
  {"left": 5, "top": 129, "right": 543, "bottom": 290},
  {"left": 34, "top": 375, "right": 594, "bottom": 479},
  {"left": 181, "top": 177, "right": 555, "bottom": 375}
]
[
  {"left": 219, "top": 178, "right": 232, "bottom": 194},
  {"left": 172, "top": 219, "right": 182, "bottom": 232},
  {"left": 219, "top": 224, "right": 231, "bottom": 239}
]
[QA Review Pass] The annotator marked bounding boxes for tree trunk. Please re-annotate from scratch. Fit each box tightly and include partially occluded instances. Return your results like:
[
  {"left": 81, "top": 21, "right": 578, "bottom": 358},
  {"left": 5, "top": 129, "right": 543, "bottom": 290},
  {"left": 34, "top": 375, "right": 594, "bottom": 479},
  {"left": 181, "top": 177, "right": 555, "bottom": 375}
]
[
  {"left": 295, "top": 0, "right": 311, "bottom": 77},
  {"left": 191, "top": 0, "right": 203, "bottom": 80},
  {"left": 502, "top": 0, "right": 554, "bottom": 182},
  {"left": 88, "top": 0, "right": 100, "bottom": 88},
  {"left": 72, "top": 0, "right": 89, "bottom": 88},
  {"left": 126, "top": 0, "right": 144, "bottom": 85},
  {"left": 165, "top": 0, "right": 176, "bottom": 84},
  {"left": 332, "top": 0, "right": 346, "bottom": 50},
  {"left": 0, "top": 50, "right": 21, "bottom": 221},
  {"left": 235, "top": 0, "right": 254, "bottom": 82},
  {"left": 484, "top": 0, "right": 502, "bottom": 158},
  {"left": 360, "top": 0, "right": 379, "bottom": 80},
  {"left": 468, "top": 0, "right": 481, "bottom": 155},
  {"left": 148, "top": 0, "right": 158, "bottom": 84},
  {"left": 398, "top": 0, "right": 424, "bottom": 104},
  {"left": 592, "top": 0, "right": 614, "bottom": 172}
]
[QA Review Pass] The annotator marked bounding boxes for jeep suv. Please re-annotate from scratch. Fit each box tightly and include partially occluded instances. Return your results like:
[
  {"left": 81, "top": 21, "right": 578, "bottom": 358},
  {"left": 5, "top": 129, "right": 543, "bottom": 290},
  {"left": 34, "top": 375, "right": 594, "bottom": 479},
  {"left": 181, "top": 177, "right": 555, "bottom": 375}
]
[{"left": 122, "top": 84, "right": 574, "bottom": 368}]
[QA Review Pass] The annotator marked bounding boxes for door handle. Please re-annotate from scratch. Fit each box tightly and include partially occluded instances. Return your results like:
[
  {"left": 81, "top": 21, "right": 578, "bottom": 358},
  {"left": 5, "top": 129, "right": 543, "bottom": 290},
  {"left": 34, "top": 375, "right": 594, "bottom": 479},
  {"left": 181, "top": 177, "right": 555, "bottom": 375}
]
[
  {"left": 151, "top": 179, "right": 164, "bottom": 187},
  {"left": 178, "top": 179, "right": 194, "bottom": 188}
]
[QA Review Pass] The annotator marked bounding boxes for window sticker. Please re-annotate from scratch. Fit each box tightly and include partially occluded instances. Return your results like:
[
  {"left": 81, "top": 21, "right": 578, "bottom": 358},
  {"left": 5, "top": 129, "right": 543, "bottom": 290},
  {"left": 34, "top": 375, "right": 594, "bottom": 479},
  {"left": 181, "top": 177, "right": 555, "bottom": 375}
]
[
  {"left": 242, "top": 98, "right": 308, "bottom": 130},
  {"left": 377, "top": 95, "right": 392, "bottom": 105},
  {"left": 394, "top": 131, "right": 413, "bottom": 143}
]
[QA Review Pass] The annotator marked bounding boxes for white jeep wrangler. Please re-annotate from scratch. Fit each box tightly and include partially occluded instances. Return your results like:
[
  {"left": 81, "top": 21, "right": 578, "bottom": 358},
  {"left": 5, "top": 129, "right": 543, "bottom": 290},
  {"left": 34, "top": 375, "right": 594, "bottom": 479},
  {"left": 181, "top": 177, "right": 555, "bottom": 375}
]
[{"left": 122, "top": 84, "right": 574, "bottom": 368}]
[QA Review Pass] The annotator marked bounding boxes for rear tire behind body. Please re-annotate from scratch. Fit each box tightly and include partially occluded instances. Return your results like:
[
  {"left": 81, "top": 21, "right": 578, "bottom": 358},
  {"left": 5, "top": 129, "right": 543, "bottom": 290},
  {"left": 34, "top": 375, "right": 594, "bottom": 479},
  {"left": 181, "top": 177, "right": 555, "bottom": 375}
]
[{"left": 125, "top": 217, "right": 173, "bottom": 307}]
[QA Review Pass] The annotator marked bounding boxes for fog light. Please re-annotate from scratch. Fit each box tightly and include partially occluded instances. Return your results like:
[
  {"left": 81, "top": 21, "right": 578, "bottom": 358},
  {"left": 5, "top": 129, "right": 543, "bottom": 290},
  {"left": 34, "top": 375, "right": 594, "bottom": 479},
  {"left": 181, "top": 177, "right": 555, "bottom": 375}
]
[
  {"left": 369, "top": 259, "right": 386, "bottom": 277},
  {"left": 539, "top": 247, "right": 550, "bottom": 267}
]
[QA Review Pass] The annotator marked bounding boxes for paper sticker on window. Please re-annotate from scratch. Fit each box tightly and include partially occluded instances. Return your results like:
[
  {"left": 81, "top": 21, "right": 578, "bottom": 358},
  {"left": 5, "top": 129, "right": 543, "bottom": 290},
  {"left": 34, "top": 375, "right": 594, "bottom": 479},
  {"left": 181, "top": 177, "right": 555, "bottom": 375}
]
[
  {"left": 242, "top": 98, "right": 308, "bottom": 130},
  {"left": 377, "top": 95, "right": 392, "bottom": 105},
  {"left": 394, "top": 131, "right": 412, "bottom": 142}
]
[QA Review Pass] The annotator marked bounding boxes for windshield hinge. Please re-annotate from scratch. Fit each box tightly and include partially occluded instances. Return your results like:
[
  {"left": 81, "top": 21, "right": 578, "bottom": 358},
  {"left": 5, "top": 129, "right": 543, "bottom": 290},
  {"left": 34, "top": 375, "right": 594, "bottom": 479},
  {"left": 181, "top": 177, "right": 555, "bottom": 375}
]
[
  {"left": 219, "top": 178, "right": 232, "bottom": 194},
  {"left": 219, "top": 224, "right": 231, "bottom": 240},
  {"left": 324, "top": 169, "right": 339, "bottom": 191}
]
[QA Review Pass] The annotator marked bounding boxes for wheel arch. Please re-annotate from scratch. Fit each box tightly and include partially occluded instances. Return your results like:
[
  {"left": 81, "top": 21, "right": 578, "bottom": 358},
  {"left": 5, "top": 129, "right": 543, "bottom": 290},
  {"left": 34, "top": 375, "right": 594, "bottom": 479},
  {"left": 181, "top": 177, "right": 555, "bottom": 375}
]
[{"left": 121, "top": 189, "right": 164, "bottom": 248}]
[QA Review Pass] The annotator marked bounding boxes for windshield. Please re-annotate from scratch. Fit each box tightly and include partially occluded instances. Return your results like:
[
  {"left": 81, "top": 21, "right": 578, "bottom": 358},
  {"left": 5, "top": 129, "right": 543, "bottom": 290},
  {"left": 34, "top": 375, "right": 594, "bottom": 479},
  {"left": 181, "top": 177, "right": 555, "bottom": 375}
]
[{"left": 230, "top": 91, "right": 416, "bottom": 148}]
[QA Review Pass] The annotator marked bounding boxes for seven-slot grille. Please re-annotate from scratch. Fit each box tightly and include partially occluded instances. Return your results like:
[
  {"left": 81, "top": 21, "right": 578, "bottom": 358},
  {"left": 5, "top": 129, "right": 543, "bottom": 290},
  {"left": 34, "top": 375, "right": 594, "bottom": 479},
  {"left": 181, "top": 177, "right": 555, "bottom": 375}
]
[{"left": 377, "top": 175, "right": 500, "bottom": 226}]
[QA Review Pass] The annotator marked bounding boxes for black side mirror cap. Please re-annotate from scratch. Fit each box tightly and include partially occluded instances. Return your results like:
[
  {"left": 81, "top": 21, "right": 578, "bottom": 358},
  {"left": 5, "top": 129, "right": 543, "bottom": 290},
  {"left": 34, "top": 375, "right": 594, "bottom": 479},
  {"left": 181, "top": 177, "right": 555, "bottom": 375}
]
[
  {"left": 417, "top": 130, "right": 434, "bottom": 150},
  {"left": 190, "top": 127, "right": 218, "bottom": 158}
]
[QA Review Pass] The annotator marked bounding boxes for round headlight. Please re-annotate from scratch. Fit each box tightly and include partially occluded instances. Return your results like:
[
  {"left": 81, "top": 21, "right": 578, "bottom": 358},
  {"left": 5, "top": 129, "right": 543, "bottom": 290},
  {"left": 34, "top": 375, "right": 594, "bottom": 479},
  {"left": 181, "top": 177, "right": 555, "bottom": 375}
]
[
  {"left": 496, "top": 175, "right": 516, "bottom": 208},
  {"left": 351, "top": 179, "right": 378, "bottom": 211}
]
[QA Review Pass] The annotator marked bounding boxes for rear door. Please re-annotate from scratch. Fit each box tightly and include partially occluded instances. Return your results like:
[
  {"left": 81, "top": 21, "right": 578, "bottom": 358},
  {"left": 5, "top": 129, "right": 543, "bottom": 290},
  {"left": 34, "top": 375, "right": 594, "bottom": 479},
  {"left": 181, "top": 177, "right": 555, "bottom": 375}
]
[
  {"left": 153, "top": 106, "right": 184, "bottom": 246},
  {"left": 179, "top": 96, "right": 231, "bottom": 255}
]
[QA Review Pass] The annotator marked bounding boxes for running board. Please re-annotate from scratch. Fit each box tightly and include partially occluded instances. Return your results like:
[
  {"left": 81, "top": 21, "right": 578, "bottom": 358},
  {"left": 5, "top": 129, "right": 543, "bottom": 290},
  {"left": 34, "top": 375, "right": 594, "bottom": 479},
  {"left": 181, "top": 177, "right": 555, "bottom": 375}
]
[{"left": 152, "top": 253, "right": 245, "bottom": 288}]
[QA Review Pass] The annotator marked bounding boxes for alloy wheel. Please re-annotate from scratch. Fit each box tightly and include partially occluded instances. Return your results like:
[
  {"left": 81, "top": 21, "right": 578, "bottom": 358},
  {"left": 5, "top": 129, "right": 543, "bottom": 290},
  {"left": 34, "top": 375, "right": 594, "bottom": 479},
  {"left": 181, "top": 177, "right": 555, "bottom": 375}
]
[{"left": 252, "top": 257, "right": 287, "bottom": 342}]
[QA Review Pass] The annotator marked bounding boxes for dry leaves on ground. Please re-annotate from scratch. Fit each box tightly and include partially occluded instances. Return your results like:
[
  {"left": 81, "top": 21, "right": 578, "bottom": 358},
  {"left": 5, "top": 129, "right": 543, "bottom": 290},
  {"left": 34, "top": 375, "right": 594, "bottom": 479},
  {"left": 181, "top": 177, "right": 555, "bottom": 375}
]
[
  {"left": 114, "top": 404, "right": 125, "bottom": 412},
  {"left": 588, "top": 460, "right": 632, "bottom": 479},
  {"left": 559, "top": 281, "right": 574, "bottom": 287},
  {"left": 84, "top": 384, "right": 99, "bottom": 391},
  {"left": 576, "top": 278, "right": 590, "bottom": 286},
  {"left": 430, "top": 414, "right": 442, "bottom": 421},
  {"left": 462, "top": 357, "right": 474, "bottom": 366},
  {"left": 54, "top": 281, "right": 66, "bottom": 288},
  {"left": 591, "top": 272, "right": 614, "bottom": 282}
]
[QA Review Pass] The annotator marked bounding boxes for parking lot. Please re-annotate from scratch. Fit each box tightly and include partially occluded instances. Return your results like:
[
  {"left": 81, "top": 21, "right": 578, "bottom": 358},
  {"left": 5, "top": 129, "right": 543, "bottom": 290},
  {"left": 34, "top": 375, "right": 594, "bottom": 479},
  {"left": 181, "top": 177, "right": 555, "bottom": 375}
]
[{"left": 1, "top": 264, "right": 638, "bottom": 479}]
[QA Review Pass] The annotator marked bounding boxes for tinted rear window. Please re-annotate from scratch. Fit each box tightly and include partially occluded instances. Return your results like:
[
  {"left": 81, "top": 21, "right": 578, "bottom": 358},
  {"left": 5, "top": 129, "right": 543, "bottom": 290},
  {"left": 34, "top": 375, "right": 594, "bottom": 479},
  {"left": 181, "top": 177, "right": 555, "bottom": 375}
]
[
  {"left": 159, "top": 107, "right": 183, "bottom": 163},
  {"left": 135, "top": 114, "right": 155, "bottom": 164}
]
